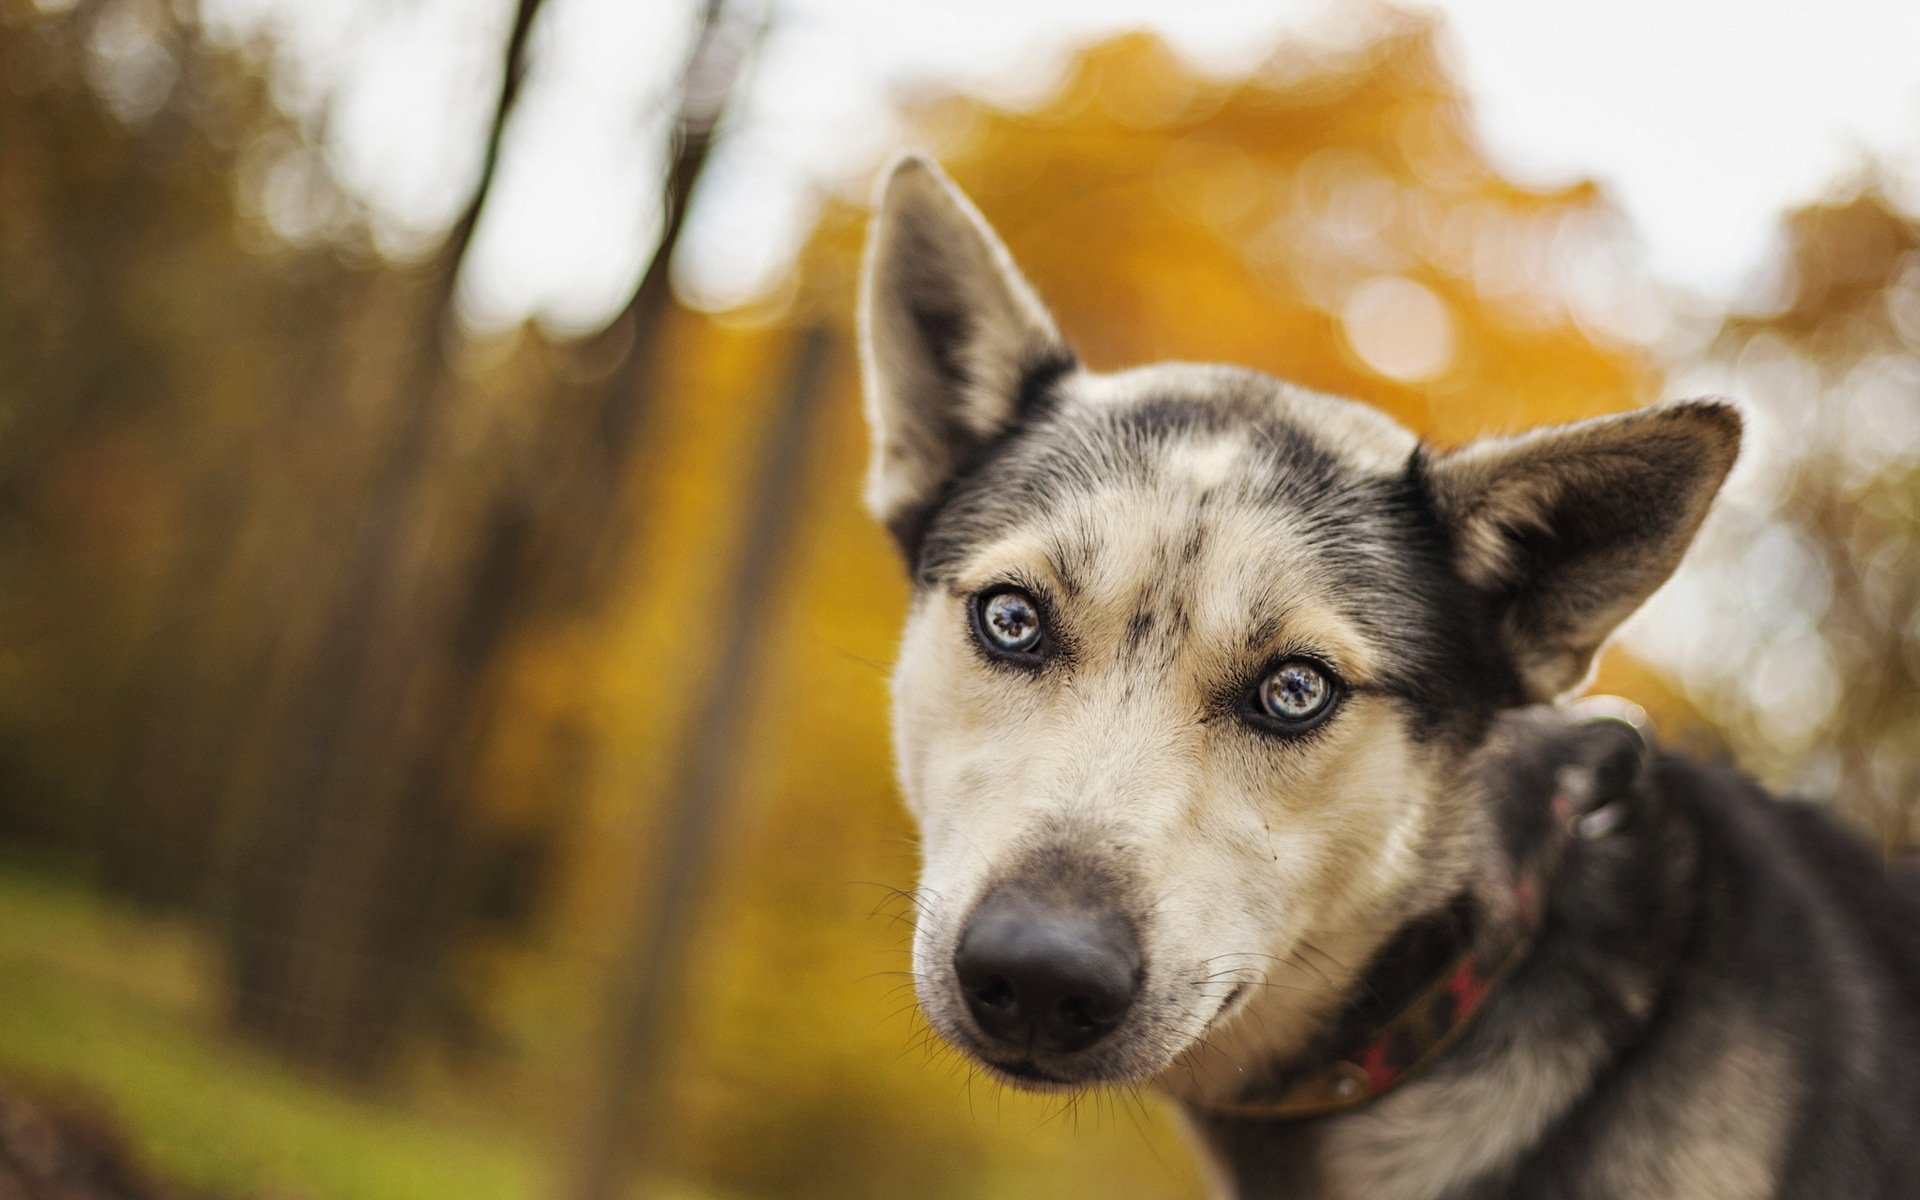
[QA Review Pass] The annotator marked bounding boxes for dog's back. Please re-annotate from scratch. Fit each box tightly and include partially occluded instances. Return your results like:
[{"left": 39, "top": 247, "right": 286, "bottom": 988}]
[{"left": 1685, "top": 766, "right": 1920, "bottom": 1197}]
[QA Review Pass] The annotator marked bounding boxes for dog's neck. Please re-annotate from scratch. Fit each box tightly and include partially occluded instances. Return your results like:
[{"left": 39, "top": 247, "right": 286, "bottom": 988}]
[
  {"left": 1177, "top": 718, "right": 1698, "bottom": 1200},
  {"left": 1191, "top": 896, "right": 1487, "bottom": 1119}
]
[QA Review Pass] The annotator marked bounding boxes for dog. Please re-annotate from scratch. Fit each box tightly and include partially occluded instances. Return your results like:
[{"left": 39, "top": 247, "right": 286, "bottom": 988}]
[{"left": 857, "top": 155, "right": 1920, "bottom": 1199}]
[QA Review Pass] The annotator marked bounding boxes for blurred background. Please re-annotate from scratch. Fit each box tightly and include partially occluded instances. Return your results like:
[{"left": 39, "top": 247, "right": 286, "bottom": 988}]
[{"left": 2, "top": 0, "right": 1917, "bottom": 1196}]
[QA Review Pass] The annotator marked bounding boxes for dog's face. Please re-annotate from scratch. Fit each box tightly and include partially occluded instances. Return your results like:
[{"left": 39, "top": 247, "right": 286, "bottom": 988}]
[{"left": 859, "top": 157, "right": 1739, "bottom": 1101}]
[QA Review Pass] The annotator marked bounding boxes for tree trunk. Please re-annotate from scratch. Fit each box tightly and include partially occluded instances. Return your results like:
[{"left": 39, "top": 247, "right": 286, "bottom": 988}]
[
  {"left": 344, "top": 0, "right": 766, "bottom": 1075},
  {"left": 224, "top": 0, "right": 552, "bottom": 1078},
  {"left": 222, "top": 0, "right": 763, "bottom": 1084},
  {"left": 562, "top": 326, "right": 834, "bottom": 1200}
]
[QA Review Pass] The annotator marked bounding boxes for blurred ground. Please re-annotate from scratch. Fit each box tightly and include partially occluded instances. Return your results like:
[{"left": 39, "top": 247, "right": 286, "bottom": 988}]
[
  {"left": 0, "top": 869, "right": 535, "bottom": 1200},
  {"left": 1, "top": 1076, "right": 195, "bottom": 1200}
]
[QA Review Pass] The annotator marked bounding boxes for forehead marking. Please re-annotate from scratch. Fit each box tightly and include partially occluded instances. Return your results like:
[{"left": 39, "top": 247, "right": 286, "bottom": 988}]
[{"left": 1171, "top": 434, "right": 1249, "bottom": 491}]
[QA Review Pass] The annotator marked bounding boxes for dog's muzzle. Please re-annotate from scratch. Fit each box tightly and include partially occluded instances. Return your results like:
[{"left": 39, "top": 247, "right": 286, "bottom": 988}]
[{"left": 953, "top": 891, "right": 1142, "bottom": 1056}]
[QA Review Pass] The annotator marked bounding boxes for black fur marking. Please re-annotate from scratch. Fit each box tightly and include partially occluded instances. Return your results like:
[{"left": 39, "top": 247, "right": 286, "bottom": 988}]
[
  {"left": 907, "top": 297, "right": 973, "bottom": 396},
  {"left": 1123, "top": 607, "right": 1156, "bottom": 654},
  {"left": 1181, "top": 523, "right": 1208, "bottom": 565},
  {"left": 1048, "top": 520, "right": 1099, "bottom": 599},
  {"left": 1356, "top": 447, "right": 1525, "bottom": 744},
  {"left": 1014, "top": 349, "right": 1077, "bottom": 424},
  {"left": 887, "top": 347, "right": 1077, "bottom": 566}
]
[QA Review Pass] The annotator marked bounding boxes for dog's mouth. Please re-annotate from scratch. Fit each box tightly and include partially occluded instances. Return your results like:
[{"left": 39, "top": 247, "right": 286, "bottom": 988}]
[
  {"left": 936, "top": 979, "right": 1254, "bottom": 1092},
  {"left": 983, "top": 1058, "right": 1069, "bottom": 1086},
  {"left": 934, "top": 1014, "right": 1149, "bottom": 1090},
  {"left": 942, "top": 1025, "right": 1107, "bottom": 1089}
]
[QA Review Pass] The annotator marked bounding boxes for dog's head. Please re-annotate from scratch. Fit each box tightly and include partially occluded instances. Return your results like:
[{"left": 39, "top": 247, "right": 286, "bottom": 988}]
[{"left": 859, "top": 157, "right": 1738, "bottom": 1100}]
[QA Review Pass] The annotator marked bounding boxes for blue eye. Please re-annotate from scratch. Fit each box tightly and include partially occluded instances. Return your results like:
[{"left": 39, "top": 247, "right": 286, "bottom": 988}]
[
  {"left": 976, "top": 588, "right": 1043, "bottom": 654},
  {"left": 1257, "top": 660, "right": 1333, "bottom": 723}
]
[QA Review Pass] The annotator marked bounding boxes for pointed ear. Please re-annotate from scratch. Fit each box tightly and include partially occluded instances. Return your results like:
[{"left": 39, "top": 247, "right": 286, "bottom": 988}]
[
  {"left": 1426, "top": 401, "right": 1742, "bottom": 701},
  {"left": 859, "top": 155, "right": 1073, "bottom": 554}
]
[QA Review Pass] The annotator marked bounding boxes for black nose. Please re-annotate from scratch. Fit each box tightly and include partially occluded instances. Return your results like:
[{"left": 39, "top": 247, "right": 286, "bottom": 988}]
[{"left": 953, "top": 897, "right": 1141, "bottom": 1054}]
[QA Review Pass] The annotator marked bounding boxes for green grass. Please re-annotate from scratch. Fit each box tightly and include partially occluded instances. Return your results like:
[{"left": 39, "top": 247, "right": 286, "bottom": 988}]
[{"left": 0, "top": 867, "right": 542, "bottom": 1200}]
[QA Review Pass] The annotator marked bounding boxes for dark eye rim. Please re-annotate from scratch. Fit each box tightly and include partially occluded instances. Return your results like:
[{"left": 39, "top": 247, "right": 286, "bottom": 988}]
[
  {"left": 1237, "top": 655, "right": 1345, "bottom": 737},
  {"left": 968, "top": 583, "right": 1054, "bottom": 667}
]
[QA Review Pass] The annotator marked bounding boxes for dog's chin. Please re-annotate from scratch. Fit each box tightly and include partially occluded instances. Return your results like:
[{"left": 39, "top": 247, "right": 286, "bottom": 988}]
[{"left": 972, "top": 1055, "right": 1090, "bottom": 1092}]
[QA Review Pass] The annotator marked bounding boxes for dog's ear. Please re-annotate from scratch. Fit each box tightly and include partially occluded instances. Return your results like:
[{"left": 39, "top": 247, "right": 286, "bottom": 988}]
[
  {"left": 1427, "top": 401, "right": 1741, "bottom": 701},
  {"left": 859, "top": 155, "right": 1073, "bottom": 554}
]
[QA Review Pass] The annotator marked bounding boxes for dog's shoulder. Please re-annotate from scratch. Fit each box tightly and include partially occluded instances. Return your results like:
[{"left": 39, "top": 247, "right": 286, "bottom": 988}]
[
  {"left": 1652, "top": 752, "right": 1920, "bottom": 1197},
  {"left": 1665, "top": 752, "right": 1920, "bottom": 966}
]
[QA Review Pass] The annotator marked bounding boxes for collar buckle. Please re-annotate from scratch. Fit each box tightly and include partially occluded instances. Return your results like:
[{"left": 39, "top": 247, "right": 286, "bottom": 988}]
[{"left": 1570, "top": 799, "right": 1626, "bottom": 840}]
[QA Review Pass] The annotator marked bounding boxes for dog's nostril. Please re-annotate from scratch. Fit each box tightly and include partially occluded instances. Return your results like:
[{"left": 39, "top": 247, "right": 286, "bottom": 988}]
[
  {"left": 1056, "top": 996, "right": 1096, "bottom": 1032},
  {"left": 974, "top": 977, "right": 1015, "bottom": 1010}
]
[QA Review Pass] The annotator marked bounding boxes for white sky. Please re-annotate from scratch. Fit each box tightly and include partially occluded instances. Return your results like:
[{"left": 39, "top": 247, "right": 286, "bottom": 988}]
[{"left": 203, "top": 0, "right": 1920, "bottom": 333}]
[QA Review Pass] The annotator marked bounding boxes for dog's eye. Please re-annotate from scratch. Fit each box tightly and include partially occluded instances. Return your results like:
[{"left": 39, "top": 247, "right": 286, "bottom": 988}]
[
  {"left": 1256, "top": 660, "right": 1334, "bottom": 724},
  {"left": 974, "top": 587, "right": 1044, "bottom": 655}
]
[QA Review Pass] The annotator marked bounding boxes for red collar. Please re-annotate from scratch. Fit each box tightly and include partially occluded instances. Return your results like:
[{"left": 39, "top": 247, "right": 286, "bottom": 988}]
[{"left": 1199, "top": 707, "right": 1645, "bottom": 1121}]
